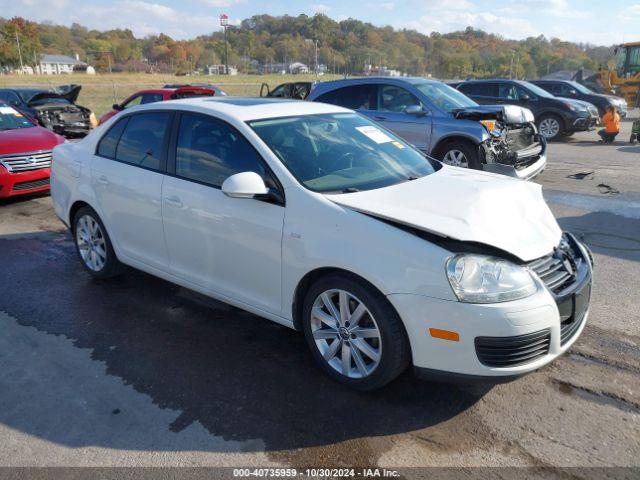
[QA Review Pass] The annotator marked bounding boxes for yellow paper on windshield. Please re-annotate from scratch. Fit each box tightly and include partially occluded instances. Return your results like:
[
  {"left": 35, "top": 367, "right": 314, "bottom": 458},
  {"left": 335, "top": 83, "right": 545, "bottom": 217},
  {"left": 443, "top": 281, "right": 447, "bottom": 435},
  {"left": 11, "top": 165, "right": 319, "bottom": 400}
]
[{"left": 355, "top": 126, "right": 393, "bottom": 144}]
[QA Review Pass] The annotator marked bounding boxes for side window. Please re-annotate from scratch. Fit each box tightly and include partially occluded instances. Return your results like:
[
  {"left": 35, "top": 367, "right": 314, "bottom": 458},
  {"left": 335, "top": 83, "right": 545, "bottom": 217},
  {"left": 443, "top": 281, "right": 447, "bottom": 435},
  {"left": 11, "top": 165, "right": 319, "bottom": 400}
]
[
  {"left": 123, "top": 95, "right": 143, "bottom": 109},
  {"left": 141, "top": 93, "right": 164, "bottom": 104},
  {"left": 498, "top": 84, "right": 519, "bottom": 100},
  {"left": 96, "top": 117, "right": 129, "bottom": 158},
  {"left": 378, "top": 85, "right": 421, "bottom": 112},
  {"left": 115, "top": 112, "right": 170, "bottom": 171},
  {"left": 314, "top": 89, "right": 338, "bottom": 104},
  {"left": 268, "top": 84, "right": 285, "bottom": 98},
  {"left": 459, "top": 83, "right": 496, "bottom": 97},
  {"left": 0, "top": 91, "right": 21, "bottom": 106},
  {"left": 321, "top": 85, "right": 376, "bottom": 110},
  {"left": 175, "top": 113, "right": 267, "bottom": 188},
  {"left": 536, "top": 83, "right": 553, "bottom": 94}
]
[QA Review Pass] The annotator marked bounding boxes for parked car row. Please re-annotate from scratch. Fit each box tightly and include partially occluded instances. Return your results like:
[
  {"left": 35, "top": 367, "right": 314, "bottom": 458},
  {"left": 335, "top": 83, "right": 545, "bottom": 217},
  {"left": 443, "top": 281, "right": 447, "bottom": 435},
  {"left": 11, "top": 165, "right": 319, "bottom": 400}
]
[
  {"left": 50, "top": 97, "right": 594, "bottom": 390},
  {"left": 307, "top": 77, "right": 547, "bottom": 180},
  {"left": 451, "top": 79, "right": 601, "bottom": 141}
]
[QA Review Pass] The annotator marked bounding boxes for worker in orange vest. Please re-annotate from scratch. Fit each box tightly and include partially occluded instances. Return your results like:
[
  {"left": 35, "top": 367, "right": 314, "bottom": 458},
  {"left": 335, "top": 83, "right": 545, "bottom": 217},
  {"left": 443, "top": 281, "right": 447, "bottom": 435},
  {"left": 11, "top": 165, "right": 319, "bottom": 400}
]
[{"left": 598, "top": 105, "right": 620, "bottom": 143}]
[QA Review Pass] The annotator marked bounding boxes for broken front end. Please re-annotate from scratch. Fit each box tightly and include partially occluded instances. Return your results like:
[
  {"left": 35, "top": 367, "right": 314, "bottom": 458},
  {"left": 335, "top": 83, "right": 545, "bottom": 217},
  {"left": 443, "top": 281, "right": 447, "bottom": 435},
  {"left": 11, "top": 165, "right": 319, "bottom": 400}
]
[
  {"left": 33, "top": 103, "right": 94, "bottom": 138},
  {"left": 26, "top": 86, "right": 95, "bottom": 138},
  {"left": 456, "top": 105, "right": 547, "bottom": 181}
]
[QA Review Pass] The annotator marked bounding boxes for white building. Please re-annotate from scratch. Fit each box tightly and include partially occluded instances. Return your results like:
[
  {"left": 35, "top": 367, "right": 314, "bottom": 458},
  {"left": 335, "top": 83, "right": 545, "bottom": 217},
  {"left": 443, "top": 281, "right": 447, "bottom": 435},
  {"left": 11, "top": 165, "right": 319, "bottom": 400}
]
[
  {"left": 207, "top": 64, "right": 238, "bottom": 75},
  {"left": 37, "top": 54, "right": 88, "bottom": 75}
]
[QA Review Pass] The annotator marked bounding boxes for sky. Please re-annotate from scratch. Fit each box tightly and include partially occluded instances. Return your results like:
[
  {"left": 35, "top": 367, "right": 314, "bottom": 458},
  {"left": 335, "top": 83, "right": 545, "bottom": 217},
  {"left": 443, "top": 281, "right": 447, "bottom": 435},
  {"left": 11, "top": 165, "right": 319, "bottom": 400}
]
[{"left": 1, "top": 0, "right": 638, "bottom": 45}]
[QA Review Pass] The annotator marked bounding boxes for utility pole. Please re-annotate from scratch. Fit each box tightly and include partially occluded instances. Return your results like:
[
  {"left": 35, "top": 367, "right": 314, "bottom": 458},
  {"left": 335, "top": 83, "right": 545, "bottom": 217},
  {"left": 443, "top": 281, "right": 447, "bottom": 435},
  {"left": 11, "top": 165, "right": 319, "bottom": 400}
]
[
  {"left": 508, "top": 50, "right": 515, "bottom": 79},
  {"left": 15, "top": 30, "right": 24, "bottom": 72},
  {"left": 220, "top": 13, "right": 229, "bottom": 75}
]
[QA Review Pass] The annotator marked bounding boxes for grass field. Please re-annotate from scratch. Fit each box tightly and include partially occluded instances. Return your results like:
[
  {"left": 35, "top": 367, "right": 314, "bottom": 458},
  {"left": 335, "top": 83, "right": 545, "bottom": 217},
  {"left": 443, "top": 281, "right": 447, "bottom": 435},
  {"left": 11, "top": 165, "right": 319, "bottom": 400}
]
[{"left": 0, "top": 73, "right": 342, "bottom": 118}]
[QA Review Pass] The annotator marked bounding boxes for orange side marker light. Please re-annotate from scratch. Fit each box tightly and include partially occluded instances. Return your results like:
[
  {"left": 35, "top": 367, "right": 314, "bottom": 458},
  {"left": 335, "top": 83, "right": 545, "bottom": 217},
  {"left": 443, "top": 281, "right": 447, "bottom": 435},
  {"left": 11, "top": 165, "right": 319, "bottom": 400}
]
[{"left": 429, "top": 328, "right": 460, "bottom": 342}]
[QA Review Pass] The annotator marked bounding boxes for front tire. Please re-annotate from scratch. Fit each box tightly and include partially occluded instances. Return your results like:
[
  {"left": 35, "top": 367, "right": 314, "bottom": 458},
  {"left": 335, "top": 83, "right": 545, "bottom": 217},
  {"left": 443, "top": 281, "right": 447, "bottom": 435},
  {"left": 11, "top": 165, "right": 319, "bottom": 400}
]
[
  {"left": 73, "top": 206, "right": 122, "bottom": 279},
  {"left": 302, "top": 273, "right": 411, "bottom": 390},
  {"left": 537, "top": 114, "right": 563, "bottom": 141},
  {"left": 439, "top": 140, "right": 481, "bottom": 170}
]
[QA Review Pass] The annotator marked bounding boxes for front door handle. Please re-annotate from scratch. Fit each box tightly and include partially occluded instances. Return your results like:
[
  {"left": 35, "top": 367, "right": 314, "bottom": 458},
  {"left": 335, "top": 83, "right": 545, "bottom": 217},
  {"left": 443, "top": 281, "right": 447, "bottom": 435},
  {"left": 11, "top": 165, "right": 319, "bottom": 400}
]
[
  {"left": 97, "top": 175, "right": 109, "bottom": 185},
  {"left": 374, "top": 115, "right": 387, "bottom": 121},
  {"left": 164, "top": 196, "right": 183, "bottom": 208}
]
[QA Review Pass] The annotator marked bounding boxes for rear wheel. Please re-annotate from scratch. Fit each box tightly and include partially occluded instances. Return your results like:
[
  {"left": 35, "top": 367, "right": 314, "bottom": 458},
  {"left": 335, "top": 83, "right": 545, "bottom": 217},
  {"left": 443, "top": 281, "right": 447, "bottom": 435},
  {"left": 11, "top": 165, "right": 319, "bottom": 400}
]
[
  {"left": 73, "top": 206, "right": 123, "bottom": 279},
  {"left": 439, "top": 140, "right": 481, "bottom": 170},
  {"left": 537, "top": 114, "right": 563, "bottom": 141},
  {"left": 302, "top": 273, "right": 410, "bottom": 390}
]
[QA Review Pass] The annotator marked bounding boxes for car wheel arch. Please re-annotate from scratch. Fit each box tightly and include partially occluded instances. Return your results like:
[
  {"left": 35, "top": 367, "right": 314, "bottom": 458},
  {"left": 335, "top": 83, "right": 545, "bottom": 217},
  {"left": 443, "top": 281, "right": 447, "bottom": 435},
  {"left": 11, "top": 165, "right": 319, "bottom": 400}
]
[
  {"left": 291, "top": 267, "right": 392, "bottom": 332},
  {"left": 432, "top": 136, "right": 480, "bottom": 162},
  {"left": 69, "top": 200, "right": 91, "bottom": 227}
]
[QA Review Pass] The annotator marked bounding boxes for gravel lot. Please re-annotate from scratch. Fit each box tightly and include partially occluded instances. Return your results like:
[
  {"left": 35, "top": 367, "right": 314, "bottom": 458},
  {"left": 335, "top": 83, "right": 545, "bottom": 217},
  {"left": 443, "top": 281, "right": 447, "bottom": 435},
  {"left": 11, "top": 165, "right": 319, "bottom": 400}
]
[{"left": 0, "top": 113, "right": 638, "bottom": 475}]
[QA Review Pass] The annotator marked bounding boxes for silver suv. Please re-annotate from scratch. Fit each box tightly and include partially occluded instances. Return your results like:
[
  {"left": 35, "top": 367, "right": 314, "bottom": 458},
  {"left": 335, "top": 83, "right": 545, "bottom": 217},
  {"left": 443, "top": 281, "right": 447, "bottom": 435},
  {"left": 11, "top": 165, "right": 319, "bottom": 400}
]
[{"left": 308, "top": 77, "right": 547, "bottom": 180}]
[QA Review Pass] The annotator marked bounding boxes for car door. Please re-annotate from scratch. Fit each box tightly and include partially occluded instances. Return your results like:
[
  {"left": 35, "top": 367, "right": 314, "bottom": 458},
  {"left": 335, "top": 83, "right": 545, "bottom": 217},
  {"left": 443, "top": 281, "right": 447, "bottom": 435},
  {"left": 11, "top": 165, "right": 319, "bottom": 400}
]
[
  {"left": 91, "top": 111, "right": 172, "bottom": 270},
  {"left": 161, "top": 112, "right": 285, "bottom": 314},
  {"left": 371, "top": 84, "right": 430, "bottom": 152}
]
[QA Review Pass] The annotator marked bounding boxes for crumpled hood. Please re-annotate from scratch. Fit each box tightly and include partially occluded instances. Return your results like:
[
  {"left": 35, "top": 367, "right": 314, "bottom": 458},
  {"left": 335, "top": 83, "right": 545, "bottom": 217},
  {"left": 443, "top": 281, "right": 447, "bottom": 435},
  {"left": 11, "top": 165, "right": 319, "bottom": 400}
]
[
  {"left": 26, "top": 85, "right": 82, "bottom": 106},
  {"left": 453, "top": 104, "right": 535, "bottom": 124},
  {"left": 328, "top": 166, "right": 561, "bottom": 262}
]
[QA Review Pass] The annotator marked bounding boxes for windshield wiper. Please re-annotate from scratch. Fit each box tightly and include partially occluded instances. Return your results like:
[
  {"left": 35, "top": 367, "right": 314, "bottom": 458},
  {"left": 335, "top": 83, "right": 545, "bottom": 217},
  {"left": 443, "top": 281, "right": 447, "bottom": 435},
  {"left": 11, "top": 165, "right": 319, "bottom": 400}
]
[
  {"left": 341, "top": 187, "right": 360, "bottom": 193},
  {"left": 407, "top": 175, "right": 421, "bottom": 181}
]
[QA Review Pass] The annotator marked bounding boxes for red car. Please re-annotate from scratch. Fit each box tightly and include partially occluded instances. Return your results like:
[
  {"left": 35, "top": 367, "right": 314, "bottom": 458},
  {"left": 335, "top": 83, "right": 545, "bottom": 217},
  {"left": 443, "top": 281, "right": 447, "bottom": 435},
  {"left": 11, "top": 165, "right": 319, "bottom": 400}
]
[
  {"left": 98, "top": 86, "right": 216, "bottom": 124},
  {"left": 0, "top": 104, "right": 65, "bottom": 199}
]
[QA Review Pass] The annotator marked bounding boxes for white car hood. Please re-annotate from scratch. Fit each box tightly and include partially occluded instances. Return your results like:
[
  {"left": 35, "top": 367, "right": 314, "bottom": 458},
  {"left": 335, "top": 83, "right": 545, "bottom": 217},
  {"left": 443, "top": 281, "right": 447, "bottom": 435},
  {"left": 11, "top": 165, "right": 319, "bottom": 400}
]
[{"left": 328, "top": 166, "right": 561, "bottom": 262}]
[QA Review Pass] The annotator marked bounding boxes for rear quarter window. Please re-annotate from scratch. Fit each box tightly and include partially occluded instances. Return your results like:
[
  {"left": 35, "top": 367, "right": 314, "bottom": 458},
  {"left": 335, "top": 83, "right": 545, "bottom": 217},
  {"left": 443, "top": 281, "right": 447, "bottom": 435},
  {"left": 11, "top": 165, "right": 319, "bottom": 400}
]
[{"left": 96, "top": 118, "right": 129, "bottom": 159}]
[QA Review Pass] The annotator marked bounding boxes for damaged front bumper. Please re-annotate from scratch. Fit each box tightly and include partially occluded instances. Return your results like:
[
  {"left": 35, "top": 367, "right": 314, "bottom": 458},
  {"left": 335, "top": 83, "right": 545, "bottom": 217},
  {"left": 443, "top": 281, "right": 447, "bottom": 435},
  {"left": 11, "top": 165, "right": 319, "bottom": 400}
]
[{"left": 481, "top": 133, "right": 547, "bottom": 181}]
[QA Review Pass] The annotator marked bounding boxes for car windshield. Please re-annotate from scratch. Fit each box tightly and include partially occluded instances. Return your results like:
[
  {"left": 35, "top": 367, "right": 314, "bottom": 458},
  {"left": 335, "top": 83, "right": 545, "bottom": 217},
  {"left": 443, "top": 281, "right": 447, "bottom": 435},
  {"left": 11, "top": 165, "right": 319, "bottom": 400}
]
[
  {"left": 0, "top": 105, "right": 35, "bottom": 131},
  {"left": 413, "top": 82, "right": 477, "bottom": 112},
  {"left": 568, "top": 81, "right": 593, "bottom": 94},
  {"left": 518, "top": 81, "right": 554, "bottom": 98},
  {"left": 249, "top": 112, "right": 439, "bottom": 193}
]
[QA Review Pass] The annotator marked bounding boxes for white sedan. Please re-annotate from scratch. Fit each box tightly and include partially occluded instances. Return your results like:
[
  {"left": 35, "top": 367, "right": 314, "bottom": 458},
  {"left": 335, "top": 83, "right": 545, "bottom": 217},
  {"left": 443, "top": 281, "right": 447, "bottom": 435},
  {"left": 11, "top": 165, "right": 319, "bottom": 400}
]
[{"left": 51, "top": 98, "right": 593, "bottom": 390}]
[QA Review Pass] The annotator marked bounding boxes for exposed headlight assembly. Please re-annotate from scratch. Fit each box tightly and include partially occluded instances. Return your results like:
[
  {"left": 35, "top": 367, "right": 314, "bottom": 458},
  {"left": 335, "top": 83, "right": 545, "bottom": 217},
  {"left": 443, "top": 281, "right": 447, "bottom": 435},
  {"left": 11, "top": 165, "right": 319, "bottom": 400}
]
[{"left": 446, "top": 254, "right": 538, "bottom": 303}]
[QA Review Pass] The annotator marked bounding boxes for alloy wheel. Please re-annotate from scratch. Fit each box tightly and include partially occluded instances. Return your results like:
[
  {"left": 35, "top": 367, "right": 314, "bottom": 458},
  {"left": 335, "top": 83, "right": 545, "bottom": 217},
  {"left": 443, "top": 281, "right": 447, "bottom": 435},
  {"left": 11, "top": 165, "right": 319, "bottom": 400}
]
[
  {"left": 310, "top": 289, "right": 382, "bottom": 379},
  {"left": 442, "top": 149, "right": 469, "bottom": 168},
  {"left": 539, "top": 118, "right": 560, "bottom": 138},
  {"left": 76, "top": 214, "right": 107, "bottom": 272}
]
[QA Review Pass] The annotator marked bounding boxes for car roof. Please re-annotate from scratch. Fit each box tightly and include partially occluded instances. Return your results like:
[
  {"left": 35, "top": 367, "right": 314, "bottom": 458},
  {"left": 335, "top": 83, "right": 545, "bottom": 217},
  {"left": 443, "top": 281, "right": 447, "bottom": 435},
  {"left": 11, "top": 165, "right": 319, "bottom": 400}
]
[
  {"left": 315, "top": 76, "right": 439, "bottom": 87},
  {"left": 149, "top": 96, "right": 351, "bottom": 121}
]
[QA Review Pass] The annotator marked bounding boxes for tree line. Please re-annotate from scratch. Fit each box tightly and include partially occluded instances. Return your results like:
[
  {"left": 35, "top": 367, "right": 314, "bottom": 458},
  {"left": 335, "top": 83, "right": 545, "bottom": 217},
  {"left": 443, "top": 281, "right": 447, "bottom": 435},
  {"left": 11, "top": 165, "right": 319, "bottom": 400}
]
[{"left": 0, "top": 14, "right": 615, "bottom": 79}]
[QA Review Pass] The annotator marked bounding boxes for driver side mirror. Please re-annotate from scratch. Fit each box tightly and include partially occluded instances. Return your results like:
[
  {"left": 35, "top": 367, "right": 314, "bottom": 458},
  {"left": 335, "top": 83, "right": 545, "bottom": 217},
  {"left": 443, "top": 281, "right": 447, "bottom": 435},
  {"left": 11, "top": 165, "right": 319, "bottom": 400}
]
[
  {"left": 112, "top": 103, "right": 122, "bottom": 111},
  {"left": 222, "top": 172, "right": 269, "bottom": 199},
  {"left": 569, "top": 89, "right": 578, "bottom": 96},
  {"left": 404, "top": 104, "right": 427, "bottom": 116},
  {"left": 520, "top": 93, "right": 531, "bottom": 101}
]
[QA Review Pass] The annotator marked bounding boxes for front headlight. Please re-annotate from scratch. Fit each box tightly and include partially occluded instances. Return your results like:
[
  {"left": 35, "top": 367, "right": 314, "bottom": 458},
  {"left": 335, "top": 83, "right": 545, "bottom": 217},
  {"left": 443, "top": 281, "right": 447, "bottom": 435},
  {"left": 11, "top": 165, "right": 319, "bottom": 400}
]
[{"left": 446, "top": 254, "right": 538, "bottom": 303}]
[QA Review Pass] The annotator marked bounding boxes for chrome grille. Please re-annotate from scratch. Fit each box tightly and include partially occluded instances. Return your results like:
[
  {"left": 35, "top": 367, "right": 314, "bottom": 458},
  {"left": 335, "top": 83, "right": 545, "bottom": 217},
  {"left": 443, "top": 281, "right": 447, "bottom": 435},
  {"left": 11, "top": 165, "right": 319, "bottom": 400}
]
[
  {"left": 0, "top": 150, "right": 52, "bottom": 172},
  {"left": 527, "top": 249, "right": 577, "bottom": 294}
]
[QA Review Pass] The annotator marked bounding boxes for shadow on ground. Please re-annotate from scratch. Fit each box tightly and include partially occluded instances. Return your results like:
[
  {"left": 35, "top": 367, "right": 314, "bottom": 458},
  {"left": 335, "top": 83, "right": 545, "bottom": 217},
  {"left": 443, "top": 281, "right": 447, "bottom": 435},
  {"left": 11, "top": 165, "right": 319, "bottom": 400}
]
[
  {"left": 0, "top": 231, "right": 486, "bottom": 453},
  {"left": 557, "top": 211, "right": 640, "bottom": 263}
]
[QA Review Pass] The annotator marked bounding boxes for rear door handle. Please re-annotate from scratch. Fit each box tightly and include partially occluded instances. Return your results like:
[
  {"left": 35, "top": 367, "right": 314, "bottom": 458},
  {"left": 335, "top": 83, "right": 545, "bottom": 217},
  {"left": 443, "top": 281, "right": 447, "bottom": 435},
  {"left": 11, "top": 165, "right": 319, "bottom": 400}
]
[
  {"left": 97, "top": 175, "right": 109, "bottom": 185},
  {"left": 164, "top": 196, "right": 183, "bottom": 208}
]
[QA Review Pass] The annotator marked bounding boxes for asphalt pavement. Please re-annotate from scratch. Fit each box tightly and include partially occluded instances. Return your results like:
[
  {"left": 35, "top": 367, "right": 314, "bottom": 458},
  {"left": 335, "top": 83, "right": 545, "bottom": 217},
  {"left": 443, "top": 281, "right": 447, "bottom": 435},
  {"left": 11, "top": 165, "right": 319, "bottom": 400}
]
[{"left": 0, "top": 113, "right": 638, "bottom": 474}]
